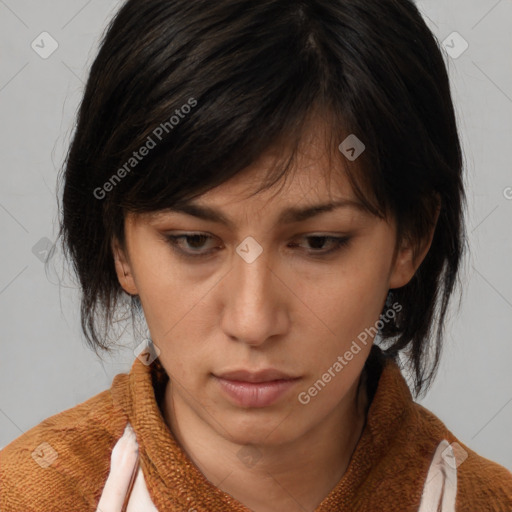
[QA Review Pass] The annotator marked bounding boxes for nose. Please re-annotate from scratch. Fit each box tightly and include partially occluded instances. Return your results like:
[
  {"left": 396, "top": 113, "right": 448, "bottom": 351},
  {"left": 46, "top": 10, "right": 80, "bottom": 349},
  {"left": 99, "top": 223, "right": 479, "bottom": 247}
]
[{"left": 219, "top": 241, "right": 289, "bottom": 347}]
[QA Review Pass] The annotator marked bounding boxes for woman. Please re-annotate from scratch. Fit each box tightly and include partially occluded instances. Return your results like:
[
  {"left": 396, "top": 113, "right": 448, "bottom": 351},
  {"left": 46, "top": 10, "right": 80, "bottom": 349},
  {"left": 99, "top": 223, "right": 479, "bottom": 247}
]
[{"left": 1, "top": 0, "right": 511, "bottom": 511}]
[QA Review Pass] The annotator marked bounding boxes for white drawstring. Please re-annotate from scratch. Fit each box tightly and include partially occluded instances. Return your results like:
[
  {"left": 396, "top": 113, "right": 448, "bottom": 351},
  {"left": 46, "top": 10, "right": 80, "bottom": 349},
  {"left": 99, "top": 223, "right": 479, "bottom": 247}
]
[
  {"left": 418, "top": 439, "right": 458, "bottom": 512},
  {"left": 97, "top": 423, "right": 159, "bottom": 512}
]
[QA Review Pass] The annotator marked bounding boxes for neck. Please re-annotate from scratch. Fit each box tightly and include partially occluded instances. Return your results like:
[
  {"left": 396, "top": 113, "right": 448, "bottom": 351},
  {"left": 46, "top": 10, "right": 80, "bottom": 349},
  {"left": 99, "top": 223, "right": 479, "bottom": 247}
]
[{"left": 162, "top": 370, "right": 369, "bottom": 512}]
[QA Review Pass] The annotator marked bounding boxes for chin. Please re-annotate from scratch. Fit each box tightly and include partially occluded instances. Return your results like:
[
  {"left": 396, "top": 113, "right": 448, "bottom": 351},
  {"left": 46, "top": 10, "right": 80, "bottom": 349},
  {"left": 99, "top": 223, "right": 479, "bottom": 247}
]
[{"left": 217, "top": 409, "right": 304, "bottom": 447}]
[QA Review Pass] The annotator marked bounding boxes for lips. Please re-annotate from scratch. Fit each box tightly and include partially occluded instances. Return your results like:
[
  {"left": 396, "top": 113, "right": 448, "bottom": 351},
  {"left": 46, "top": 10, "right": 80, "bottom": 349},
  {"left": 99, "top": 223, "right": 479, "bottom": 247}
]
[
  {"left": 216, "top": 369, "right": 298, "bottom": 383},
  {"left": 214, "top": 369, "right": 301, "bottom": 408}
]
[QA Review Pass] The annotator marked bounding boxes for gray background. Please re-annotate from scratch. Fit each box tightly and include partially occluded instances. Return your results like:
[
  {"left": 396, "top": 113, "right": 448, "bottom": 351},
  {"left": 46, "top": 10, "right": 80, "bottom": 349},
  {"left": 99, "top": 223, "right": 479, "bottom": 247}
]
[{"left": 1, "top": 0, "right": 511, "bottom": 471}]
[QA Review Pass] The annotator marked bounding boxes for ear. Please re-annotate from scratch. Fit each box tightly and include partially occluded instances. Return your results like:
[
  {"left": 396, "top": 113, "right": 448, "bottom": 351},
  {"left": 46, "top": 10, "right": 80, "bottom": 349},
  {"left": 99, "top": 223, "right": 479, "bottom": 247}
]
[
  {"left": 388, "top": 197, "right": 441, "bottom": 290},
  {"left": 112, "top": 238, "right": 139, "bottom": 296}
]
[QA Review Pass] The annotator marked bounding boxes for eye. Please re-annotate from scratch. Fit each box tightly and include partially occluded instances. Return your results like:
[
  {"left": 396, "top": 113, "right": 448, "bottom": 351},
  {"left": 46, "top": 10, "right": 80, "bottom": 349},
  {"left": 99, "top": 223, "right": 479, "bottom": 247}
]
[
  {"left": 289, "top": 235, "right": 351, "bottom": 256},
  {"left": 165, "top": 233, "right": 220, "bottom": 258}
]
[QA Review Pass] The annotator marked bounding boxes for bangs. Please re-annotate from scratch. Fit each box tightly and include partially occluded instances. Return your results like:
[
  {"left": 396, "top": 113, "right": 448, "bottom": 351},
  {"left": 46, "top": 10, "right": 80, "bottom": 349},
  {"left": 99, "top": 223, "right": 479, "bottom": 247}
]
[
  {"left": 84, "top": 1, "right": 395, "bottom": 233},
  {"left": 118, "top": 103, "right": 384, "bottom": 223}
]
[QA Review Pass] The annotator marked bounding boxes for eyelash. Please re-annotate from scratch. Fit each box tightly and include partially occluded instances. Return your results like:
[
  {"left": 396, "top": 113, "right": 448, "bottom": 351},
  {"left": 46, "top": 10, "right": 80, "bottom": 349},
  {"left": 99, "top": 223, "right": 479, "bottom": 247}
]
[{"left": 164, "top": 233, "right": 351, "bottom": 260}]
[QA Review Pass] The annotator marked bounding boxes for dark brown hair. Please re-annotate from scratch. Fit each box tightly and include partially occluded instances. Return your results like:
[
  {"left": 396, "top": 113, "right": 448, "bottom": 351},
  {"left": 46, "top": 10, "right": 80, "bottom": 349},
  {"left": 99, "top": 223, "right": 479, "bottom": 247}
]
[{"left": 55, "top": 0, "right": 468, "bottom": 397}]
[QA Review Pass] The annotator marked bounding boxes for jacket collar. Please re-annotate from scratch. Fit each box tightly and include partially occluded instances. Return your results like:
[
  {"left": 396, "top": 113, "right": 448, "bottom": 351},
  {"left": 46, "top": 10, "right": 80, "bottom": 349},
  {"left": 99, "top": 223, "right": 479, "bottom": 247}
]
[{"left": 111, "top": 345, "right": 441, "bottom": 511}]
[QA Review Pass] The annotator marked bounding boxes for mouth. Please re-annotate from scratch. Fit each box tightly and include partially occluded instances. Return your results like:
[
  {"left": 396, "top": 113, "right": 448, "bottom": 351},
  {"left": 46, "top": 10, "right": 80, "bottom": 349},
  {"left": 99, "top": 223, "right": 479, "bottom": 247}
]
[
  {"left": 213, "top": 369, "right": 301, "bottom": 408},
  {"left": 215, "top": 368, "right": 299, "bottom": 383}
]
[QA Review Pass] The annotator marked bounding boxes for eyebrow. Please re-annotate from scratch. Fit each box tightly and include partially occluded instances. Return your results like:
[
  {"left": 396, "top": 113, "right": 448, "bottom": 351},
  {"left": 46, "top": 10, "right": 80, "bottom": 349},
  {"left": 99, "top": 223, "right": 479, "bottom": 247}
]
[{"left": 151, "top": 199, "right": 369, "bottom": 228}]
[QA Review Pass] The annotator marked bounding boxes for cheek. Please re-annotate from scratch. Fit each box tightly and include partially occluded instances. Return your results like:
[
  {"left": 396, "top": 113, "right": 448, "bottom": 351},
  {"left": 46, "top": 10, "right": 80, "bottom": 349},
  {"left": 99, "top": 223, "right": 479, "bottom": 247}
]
[
  {"left": 130, "top": 240, "right": 200, "bottom": 324},
  {"left": 131, "top": 250, "right": 221, "bottom": 380},
  {"left": 292, "top": 256, "right": 389, "bottom": 344}
]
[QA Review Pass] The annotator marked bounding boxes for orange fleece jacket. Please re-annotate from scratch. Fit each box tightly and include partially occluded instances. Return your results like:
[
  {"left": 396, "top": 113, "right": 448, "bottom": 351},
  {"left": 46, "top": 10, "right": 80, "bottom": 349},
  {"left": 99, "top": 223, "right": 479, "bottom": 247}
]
[{"left": 1, "top": 346, "right": 511, "bottom": 511}]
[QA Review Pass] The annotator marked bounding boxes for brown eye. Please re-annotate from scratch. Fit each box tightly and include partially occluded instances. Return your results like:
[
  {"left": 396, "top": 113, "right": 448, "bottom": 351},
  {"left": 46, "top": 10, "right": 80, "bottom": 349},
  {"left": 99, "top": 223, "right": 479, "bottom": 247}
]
[
  {"left": 165, "top": 233, "right": 220, "bottom": 258},
  {"left": 290, "top": 235, "right": 351, "bottom": 256}
]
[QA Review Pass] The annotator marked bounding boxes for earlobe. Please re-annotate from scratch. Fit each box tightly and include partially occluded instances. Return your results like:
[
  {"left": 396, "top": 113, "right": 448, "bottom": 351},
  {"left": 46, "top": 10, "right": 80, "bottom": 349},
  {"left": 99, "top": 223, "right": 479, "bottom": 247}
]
[
  {"left": 389, "top": 236, "right": 433, "bottom": 289},
  {"left": 112, "top": 238, "right": 139, "bottom": 295},
  {"left": 388, "top": 240, "right": 417, "bottom": 290},
  {"left": 388, "top": 203, "right": 440, "bottom": 290}
]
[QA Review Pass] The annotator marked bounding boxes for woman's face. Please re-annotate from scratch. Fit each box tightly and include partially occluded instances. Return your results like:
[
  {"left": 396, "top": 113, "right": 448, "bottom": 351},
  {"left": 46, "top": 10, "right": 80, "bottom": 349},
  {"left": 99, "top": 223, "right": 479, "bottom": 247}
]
[{"left": 113, "top": 131, "right": 427, "bottom": 447}]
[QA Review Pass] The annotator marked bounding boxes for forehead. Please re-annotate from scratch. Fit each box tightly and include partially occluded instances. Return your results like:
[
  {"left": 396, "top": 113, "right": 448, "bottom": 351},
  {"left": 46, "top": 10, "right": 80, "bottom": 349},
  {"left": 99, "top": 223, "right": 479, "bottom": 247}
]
[
  {"left": 140, "top": 152, "right": 372, "bottom": 233},
  {"left": 138, "top": 114, "right": 379, "bottom": 226},
  {"left": 194, "top": 124, "right": 358, "bottom": 208}
]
